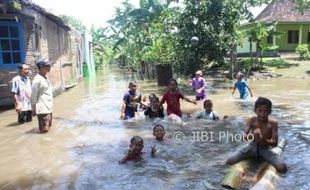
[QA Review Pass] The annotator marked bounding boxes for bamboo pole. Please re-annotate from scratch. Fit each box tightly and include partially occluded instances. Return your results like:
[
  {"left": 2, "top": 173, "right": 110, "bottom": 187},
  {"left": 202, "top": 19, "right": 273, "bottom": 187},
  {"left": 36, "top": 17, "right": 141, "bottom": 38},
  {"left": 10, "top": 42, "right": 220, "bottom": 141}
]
[
  {"left": 221, "top": 138, "right": 287, "bottom": 190},
  {"left": 250, "top": 138, "right": 287, "bottom": 190},
  {"left": 221, "top": 158, "right": 252, "bottom": 189}
]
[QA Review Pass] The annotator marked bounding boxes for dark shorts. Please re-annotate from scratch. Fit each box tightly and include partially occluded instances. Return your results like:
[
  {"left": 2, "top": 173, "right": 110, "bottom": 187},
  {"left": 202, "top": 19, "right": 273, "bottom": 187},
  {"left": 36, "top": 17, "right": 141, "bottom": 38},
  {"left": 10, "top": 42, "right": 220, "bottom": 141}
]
[
  {"left": 18, "top": 110, "right": 32, "bottom": 123},
  {"left": 125, "top": 108, "right": 137, "bottom": 120},
  {"left": 196, "top": 94, "right": 206, "bottom": 101},
  {"left": 228, "top": 142, "right": 284, "bottom": 167},
  {"left": 37, "top": 113, "right": 52, "bottom": 133}
]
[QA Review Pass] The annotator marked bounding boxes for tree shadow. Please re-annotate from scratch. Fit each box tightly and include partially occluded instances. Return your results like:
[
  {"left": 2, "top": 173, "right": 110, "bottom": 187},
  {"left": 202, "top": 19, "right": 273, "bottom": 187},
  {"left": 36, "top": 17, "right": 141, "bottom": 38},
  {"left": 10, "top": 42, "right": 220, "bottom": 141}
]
[{"left": 265, "top": 59, "right": 299, "bottom": 69}]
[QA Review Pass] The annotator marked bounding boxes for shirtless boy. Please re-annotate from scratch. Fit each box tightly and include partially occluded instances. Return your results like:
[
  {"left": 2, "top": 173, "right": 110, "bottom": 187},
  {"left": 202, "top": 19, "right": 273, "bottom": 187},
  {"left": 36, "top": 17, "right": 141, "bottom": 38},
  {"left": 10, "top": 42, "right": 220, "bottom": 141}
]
[{"left": 226, "top": 97, "right": 287, "bottom": 173}]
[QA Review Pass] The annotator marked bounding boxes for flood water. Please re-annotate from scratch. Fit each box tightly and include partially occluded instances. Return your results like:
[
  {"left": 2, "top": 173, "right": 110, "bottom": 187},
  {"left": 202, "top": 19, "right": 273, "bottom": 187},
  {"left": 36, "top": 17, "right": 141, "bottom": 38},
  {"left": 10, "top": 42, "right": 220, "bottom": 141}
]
[{"left": 0, "top": 67, "right": 309, "bottom": 190}]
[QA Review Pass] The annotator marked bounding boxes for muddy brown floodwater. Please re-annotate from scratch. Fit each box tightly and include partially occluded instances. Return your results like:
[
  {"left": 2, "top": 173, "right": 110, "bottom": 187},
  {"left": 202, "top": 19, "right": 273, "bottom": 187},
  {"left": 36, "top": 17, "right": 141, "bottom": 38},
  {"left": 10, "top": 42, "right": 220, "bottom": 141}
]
[{"left": 0, "top": 67, "right": 309, "bottom": 190}]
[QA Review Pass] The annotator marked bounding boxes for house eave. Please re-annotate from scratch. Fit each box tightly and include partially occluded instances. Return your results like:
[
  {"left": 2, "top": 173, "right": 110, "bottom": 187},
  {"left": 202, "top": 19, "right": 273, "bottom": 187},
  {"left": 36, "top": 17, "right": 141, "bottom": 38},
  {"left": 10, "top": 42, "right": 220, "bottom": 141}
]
[{"left": 2, "top": 0, "right": 71, "bottom": 31}]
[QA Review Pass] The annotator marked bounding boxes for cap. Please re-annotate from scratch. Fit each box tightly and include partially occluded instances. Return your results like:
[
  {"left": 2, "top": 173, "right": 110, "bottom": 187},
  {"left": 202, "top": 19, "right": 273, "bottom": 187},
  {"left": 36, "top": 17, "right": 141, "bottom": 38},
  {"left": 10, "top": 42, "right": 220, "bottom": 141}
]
[{"left": 36, "top": 59, "right": 53, "bottom": 67}]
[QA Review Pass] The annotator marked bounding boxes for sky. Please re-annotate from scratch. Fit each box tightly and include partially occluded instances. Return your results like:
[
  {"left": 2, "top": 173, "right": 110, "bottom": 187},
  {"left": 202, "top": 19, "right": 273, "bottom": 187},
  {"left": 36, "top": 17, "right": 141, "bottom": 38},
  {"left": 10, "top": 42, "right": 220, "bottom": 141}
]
[
  {"left": 32, "top": 0, "right": 140, "bottom": 28},
  {"left": 32, "top": 0, "right": 265, "bottom": 29}
]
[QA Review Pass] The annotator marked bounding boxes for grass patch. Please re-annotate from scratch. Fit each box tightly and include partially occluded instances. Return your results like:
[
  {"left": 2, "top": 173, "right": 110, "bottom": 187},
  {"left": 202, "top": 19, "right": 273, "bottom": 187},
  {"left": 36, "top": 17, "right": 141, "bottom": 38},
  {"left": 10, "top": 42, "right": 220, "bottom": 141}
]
[
  {"left": 263, "top": 58, "right": 299, "bottom": 68},
  {"left": 238, "top": 57, "right": 299, "bottom": 69}
]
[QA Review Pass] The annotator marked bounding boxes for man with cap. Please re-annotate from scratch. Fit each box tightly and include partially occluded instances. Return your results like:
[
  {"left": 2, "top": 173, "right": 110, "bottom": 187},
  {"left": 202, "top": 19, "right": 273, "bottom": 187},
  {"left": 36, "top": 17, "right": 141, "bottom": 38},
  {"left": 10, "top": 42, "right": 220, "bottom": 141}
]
[
  {"left": 30, "top": 59, "right": 53, "bottom": 133},
  {"left": 11, "top": 64, "right": 32, "bottom": 123}
]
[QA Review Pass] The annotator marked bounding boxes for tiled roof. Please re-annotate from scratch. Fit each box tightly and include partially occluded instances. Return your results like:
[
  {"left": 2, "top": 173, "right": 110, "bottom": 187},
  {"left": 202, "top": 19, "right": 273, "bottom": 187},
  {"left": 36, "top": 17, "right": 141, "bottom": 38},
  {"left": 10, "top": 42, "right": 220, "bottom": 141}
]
[
  {"left": 254, "top": 0, "right": 310, "bottom": 22},
  {"left": 19, "top": 0, "right": 70, "bottom": 30}
]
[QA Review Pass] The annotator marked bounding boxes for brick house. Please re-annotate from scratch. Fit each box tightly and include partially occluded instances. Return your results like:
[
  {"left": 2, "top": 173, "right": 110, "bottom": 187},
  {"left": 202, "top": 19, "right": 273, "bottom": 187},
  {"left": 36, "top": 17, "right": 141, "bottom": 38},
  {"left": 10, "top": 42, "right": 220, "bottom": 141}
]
[{"left": 0, "top": 0, "right": 85, "bottom": 107}]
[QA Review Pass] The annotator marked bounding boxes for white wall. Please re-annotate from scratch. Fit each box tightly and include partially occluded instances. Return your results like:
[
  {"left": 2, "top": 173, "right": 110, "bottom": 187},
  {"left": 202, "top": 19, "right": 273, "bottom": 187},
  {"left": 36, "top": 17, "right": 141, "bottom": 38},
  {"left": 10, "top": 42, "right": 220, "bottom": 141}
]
[{"left": 237, "top": 38, "right": 257, "bottom": 53}]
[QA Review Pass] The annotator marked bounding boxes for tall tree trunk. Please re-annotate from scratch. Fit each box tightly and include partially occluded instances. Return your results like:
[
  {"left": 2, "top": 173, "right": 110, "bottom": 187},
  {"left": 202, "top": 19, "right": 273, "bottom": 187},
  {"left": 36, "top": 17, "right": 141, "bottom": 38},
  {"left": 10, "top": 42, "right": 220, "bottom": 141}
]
[
  {"left": 229, "top": 43, "right": 237, "bottom": 79},
  {"left": 145, "top": 61, "right": 151, "bottom": 79},
  {"left": 246, "top": 40, "right": 254, "bottom": 80}
]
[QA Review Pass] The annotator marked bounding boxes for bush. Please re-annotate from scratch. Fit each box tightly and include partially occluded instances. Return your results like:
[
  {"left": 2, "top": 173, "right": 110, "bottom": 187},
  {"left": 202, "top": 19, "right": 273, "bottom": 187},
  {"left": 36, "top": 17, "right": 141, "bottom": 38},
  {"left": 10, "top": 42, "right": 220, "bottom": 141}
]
[{"left": 295, "top": 44, "right": 310, "bottom": 60}]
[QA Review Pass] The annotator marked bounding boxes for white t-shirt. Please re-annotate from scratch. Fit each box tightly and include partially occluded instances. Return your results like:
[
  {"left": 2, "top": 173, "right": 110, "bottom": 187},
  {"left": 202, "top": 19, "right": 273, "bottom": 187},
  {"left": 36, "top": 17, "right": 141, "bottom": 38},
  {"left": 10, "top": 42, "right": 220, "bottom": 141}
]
[
  {"left": 31, "top": 74, "right": 53, "bottom": 114},
  {"left": 196, "top": 111, "right": 219, "bottom": 121},
  {"left": 11, "top": 75, "right": 32, "bottom": 111}
]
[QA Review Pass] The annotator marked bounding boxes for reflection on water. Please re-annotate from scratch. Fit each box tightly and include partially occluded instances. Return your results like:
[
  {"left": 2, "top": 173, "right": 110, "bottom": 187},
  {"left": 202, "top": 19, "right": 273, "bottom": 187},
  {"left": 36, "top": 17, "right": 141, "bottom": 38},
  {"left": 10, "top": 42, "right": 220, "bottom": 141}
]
[{"left": 0, "top": 67, "right": 309, "bottom": 190}]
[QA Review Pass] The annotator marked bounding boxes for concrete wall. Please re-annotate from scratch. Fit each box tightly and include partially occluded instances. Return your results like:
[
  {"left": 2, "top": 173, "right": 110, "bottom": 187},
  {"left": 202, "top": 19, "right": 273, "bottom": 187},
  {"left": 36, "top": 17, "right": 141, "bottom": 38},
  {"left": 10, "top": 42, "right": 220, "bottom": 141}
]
[
  {"left": 237, "top": 38, "right": 257, "bottom": 53},
  {"left": 275, "top": 24, "right": 310, "bottom": 51}
]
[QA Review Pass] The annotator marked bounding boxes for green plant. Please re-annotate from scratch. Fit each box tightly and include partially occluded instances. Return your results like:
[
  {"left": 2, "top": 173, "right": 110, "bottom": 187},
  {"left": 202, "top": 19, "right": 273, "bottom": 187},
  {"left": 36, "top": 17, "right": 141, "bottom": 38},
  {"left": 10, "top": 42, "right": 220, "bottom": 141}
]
[{"left": 295, "top": 44, "right": 309, "bottom": 60}]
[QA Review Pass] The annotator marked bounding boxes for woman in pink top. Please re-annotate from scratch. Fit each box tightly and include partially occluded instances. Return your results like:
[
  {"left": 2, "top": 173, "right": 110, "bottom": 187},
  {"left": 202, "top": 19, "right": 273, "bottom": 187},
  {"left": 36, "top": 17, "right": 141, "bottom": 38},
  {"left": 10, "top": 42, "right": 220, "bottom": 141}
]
[{"left": 160, "top": 79, "right": 196, "bottom": 117}]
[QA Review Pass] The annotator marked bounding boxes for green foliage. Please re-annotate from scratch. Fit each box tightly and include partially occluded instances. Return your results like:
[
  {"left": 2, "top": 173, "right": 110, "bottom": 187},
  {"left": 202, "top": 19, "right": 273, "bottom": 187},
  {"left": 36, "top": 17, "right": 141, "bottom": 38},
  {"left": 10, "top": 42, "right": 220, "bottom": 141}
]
[
  {"left": 239, "top": 58, "right": 293, "bottom": 70},
  {"left": 295, "top": 44, "right": 310, "bottom": 60},
  {"left": 92, "top": 0, "right": 280, "bottom": 76},
  {"left": 60, "top": 15, "right": 86, "bottom": 33},
  {"left": 263, "top": 58, "right": 295, "bottom": 68},
  {"left": 172, "top": 0, "right": 267, "bottom": 75},
  {"left": 295, "top": 0, "right": 310, "bottom": 14}
]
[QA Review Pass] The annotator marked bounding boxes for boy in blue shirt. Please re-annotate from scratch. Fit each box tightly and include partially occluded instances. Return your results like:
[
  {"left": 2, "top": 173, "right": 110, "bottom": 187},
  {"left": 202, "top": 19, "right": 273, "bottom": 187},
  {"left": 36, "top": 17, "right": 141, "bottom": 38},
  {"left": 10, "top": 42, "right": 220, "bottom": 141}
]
[
  {"left": 232, "top": 72, "right": 253, "bottom": 99},
  {"left": 120, "top": 81, "right": 146, "bottom": 120}
]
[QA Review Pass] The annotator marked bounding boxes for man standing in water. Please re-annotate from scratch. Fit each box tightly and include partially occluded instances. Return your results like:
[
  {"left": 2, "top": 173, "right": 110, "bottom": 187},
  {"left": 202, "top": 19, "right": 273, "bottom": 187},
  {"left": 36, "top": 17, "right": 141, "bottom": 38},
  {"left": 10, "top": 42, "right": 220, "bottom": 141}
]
[
  {"left": 11, "top": 64, "right": 32, "bottom": 123},
  {"left": 31, "top": 59, "right": 53, "bottom": 133}
]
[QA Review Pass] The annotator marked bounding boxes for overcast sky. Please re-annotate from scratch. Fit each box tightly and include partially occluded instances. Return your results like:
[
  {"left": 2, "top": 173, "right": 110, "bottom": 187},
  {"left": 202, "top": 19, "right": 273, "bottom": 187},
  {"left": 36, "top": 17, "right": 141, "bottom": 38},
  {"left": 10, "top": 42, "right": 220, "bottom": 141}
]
[
  {"left": 32, "top": 0, "right": 140, "bottom": 28},
  {"left": 32, "top": 0, "right": 265, "bottom": 28}
]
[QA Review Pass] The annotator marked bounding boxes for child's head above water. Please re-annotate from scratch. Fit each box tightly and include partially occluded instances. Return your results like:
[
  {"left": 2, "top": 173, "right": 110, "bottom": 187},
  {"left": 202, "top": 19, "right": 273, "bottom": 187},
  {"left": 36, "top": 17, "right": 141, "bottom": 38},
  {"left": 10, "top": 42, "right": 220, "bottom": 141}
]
[
  {"left": 129, "top": 136, "right": 144, "bottom": 153},
  {"left": 195, "top": 70, "right": 203, "bottom": 77},
  {"left": 150, "top": 96, "right": 159, "bottom": 103},
  {"left": 254, "top": 97, "right": 272, "bottom": 114},
  {"left": 203, "top": 99, "right": 213, "bottom": 113},
  {"left": 168, "top": 79, "right": 178, "bottom": 91},
  {"left": 153, "top": 124, "right": 165, "bottom": 141},
  {"left": 150, "top": 96, "right": 160, "bottom": 108},
  {"left": 235, "top": 72, "right": 244, "bottom": 80},
  {"left": 149, "top": 94, "right": 157, "bottom": 101},
  {"left": 128, "top": 81, "right": 137, "bottom": 92}
]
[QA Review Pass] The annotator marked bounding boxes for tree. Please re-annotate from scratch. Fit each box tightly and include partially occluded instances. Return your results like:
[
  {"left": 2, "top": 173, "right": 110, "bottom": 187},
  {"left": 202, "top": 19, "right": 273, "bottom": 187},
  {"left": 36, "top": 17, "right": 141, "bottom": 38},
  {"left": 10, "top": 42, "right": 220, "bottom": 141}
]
[
  {"left": 59, "top": 15, "right": 86, "bottom": 33},
  {"left": 173, "top": 0, "right": 271, "bottom": 76},
  {"left": 104, "top": 0, "right": 178, "bottom": 78}
]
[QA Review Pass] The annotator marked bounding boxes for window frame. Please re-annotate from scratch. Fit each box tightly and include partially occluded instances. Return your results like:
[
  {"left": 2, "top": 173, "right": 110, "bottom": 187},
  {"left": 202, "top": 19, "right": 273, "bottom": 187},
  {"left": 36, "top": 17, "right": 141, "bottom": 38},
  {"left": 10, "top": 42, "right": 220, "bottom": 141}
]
[
  {"left": 288, "top": 30, "right": 299, "bottom": 44},
  {"left": 0, "top": 21, "right": 25, "bottom": 70},
  {"left": 267, "top": 34, "right": 273, "bottom": 44}
]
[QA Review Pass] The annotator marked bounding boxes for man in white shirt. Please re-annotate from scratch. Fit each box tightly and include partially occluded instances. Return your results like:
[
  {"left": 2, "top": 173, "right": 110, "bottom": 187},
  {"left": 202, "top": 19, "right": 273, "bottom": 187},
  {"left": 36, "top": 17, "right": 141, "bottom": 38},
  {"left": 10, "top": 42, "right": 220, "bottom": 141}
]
[
  {"left": 31, "top": 59, "right": 53, "bottom": 133},
  {"left": 11, "top": 64, "right": 32, "bottom": 123}
]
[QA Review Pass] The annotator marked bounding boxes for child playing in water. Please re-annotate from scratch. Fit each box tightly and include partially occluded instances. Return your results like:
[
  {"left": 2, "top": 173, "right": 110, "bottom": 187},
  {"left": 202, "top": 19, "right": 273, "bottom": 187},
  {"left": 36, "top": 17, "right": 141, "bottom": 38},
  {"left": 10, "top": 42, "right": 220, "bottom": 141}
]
[
  {"left": 225, "top": 97, "right": 287, "bottom": 173},
  {"left": 191, "top": 70, "right": 207, "bottom": 101},
  {"left": 160, "top": 79, "right": 197, "bottom": 118},
  {"left": 196, "top": 99, "right": 220, "bottom": 121},
  {"left": 153, "top": 124, "right": 166, "bottom": 141},
  {"left": 232, "top": 72, "right": 253, "bottom": 100},
  {"left": 120, "top": 81, "right": 146, "bottom": 120},
  {"left": 144, "top": 95, "right": 165, "bottom": 119},
  {"left": 119, "top": 136, "right": 156, "bottom": 164}
]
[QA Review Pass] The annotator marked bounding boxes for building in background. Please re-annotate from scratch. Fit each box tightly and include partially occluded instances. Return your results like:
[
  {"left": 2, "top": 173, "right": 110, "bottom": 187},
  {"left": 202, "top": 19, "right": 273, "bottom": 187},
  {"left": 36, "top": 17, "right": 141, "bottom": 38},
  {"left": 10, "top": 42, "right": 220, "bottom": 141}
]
[
  {"left": 0, "top": 0, "right": 94, "bottom": 107},
  {"left": 237, "top": 0, "right": 310, "bottom": 55}
]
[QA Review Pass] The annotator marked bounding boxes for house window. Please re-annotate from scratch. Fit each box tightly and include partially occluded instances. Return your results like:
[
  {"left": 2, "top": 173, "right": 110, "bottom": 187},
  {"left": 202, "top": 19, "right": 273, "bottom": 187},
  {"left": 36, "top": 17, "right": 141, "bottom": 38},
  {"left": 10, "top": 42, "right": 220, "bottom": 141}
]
[
  {"left": 0, "top": 21, "right": 25, "bottom": 69},
  {"left": 267, "top": 34, "right": 273, "bottom": 44},
  {"left": 288, "top": 30, "right": 299, "bottom": 43}
]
